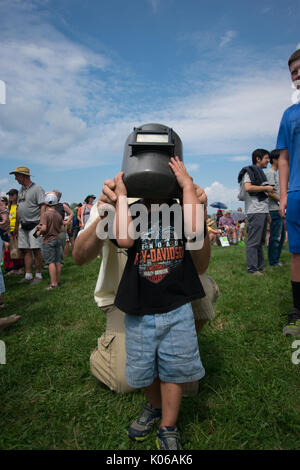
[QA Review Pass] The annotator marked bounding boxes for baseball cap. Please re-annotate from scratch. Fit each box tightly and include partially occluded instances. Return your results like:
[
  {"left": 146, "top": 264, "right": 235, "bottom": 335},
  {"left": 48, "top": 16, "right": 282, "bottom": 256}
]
[
  {"left": 6, "top": 188, "right": 18, "bottom": 196},
  {"left": 44, "top": 193, "right": 58, "bottom": 206},
  {"left": 84, "top": 194, "right": 96, "bottom": 202}
]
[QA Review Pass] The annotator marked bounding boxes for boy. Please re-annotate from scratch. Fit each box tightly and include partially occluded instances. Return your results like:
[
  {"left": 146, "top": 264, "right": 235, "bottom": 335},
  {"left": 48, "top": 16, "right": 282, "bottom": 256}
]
[
  {"left": 266, "top": 149, "right": 285, "bottom": 267},
  {"left": 113, "top": 156, "right": 206, "bottom": 450},
  {"left": 36, "top": 193, "right": 63, "bottom": 290},
  {"left": 277, "top": 48, "right": 300, "bottom": 336}
]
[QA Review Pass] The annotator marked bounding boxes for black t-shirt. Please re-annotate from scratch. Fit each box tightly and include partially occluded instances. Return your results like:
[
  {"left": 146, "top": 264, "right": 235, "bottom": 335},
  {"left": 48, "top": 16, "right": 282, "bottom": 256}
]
[
  {"left": 114, "top": 202, "right": 205, "bottom": 316},
  {"left": 55, "top": 203, "right": 65, "bottom": 220}
]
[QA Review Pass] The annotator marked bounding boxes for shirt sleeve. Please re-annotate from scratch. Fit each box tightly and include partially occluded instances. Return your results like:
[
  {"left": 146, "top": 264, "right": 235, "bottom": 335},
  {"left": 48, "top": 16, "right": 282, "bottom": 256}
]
[
  {"left": 243, "top": 173, "right": 251, "bottom": 184},
  {"left": 276, "top": 111, "right": 289, "bottom": 150},
  {"left": 36, "top": 185, "right": 46, "bottom": 206},
  {"left": 266, "top": 170, "right": 275, "bottom": 186}
]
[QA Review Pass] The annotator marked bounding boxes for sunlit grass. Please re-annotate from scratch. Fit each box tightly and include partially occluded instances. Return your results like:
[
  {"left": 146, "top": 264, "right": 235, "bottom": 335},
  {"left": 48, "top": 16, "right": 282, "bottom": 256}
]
[{"left": 0, "top": 245, "right": 299, "bottom": 450}]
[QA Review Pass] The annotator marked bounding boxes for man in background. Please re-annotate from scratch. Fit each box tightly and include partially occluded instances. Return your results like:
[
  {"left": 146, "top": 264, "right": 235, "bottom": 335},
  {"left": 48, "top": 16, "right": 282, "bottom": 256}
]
[{"left": 9, "top": 166, "right": 45, "bottom": 285}]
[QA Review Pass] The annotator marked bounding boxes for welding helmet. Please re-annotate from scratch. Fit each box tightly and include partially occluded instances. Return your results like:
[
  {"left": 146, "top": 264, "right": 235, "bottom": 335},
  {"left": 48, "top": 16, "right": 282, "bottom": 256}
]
[{"left": 122, "top": 123, "right": 183, "bottom": 199}]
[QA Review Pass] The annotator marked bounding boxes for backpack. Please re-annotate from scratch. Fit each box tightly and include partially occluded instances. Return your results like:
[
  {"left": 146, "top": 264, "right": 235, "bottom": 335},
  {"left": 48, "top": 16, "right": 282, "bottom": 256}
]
[{"left": 72, "top": 208, "right": 78, "bottom": 226}]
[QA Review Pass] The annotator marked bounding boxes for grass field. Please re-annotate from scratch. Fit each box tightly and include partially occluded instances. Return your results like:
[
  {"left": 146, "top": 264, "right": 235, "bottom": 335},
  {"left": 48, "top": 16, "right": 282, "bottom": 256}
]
[{"left": 0, "top": 244, "right": 299, "bottom": 450}]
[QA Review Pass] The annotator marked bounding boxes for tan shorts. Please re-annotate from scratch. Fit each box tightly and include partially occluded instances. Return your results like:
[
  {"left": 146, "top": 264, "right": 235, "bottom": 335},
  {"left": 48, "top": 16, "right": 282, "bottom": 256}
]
[
  {"left": 18, "top": 227, "right": 43, "bottom": 250},
  {"left": 192, "top": 274, "right": 219, "bottom": 321}
]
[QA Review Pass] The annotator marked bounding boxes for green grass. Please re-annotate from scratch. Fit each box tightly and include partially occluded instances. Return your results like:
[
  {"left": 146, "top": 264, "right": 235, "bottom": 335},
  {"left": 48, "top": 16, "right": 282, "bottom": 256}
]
[{"left": 0, "top": 245, "right": 300, "bottom": 450}]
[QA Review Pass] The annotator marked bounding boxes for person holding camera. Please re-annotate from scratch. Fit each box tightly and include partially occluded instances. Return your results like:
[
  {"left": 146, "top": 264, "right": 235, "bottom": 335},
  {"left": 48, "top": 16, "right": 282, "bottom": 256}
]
[
  {"left": 35, "top": 193, "right": 64, "bottom": 290},
  {"left": 9, "top": 166, "right": 45, "bottom": 285}
]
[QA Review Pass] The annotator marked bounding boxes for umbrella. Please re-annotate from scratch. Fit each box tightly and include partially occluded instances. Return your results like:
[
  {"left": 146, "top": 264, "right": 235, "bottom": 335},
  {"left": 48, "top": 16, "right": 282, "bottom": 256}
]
[
  {"left": 210, "top": 202, "right": 227, "bottom": 209},
  {"left": 231, "top": 210, "right": 246, "bottom": 223}
]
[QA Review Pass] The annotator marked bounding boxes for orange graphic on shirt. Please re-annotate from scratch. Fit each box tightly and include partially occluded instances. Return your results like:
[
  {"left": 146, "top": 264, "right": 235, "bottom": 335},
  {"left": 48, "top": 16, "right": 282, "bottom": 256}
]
[{"left": 134, "top": 246, "right": 184, "bottom": 283}]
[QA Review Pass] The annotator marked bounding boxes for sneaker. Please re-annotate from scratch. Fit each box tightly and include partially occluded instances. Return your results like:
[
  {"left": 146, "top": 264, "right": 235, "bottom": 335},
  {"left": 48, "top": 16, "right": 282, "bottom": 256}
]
[
  {"left": 156, "top": 426, "right": 182, "bottom": 450},
  {"left": 45, "top": 284, "right": 59, "bottom": 290},
  {"left": 249, "top": 271, "right": 263, "bottom": 276},
  {"left": 31, "top": 277, "right": 42, "bottom": 285},
  {"left": 18, "top": 277, "right": 33, "bottom": 284},
  {"left": 282, "top": 308, "right": 300, "bottom": 337},
  {"left": 128, "top": 402, "right": 161, "bottom": 441}
]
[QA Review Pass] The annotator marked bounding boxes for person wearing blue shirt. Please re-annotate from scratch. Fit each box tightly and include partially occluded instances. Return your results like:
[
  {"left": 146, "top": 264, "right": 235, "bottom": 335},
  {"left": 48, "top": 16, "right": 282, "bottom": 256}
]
[{"left": 276, "top": 48, "right": 300, "bottom": 337}]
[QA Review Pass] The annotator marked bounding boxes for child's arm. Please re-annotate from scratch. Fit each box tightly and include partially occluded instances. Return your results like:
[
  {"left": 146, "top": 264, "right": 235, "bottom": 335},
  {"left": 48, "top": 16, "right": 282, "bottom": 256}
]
[
  {"left": 114, "top": 172, "right": 134, "bottom": 249},
  {"left": 36, "top": 213, "right": 46, "bottom": 236},
  {"left": 169, "top": 156, "right": 203, "bottom": 240},
  {"left": 278, "top": 149, "right": 289, "bottom": 218}
]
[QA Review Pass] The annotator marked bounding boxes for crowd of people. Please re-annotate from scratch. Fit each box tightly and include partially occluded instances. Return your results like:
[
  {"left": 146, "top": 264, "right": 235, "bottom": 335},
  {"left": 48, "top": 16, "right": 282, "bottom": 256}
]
[
  {"left": 206, "top": 208, "right": 246, "bottom": 246},
  {"left": 0, "top": 165, "right": 96, "bottom": 327},
  {"left": 1, "top": 47, "right": 300, "bottom": 450}
]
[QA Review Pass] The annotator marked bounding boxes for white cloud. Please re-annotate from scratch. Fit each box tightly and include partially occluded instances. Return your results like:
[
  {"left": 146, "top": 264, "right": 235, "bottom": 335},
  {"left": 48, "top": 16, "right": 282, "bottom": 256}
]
[
  {"left": 0, "top": 1, "right": 294, "bottom": 174},
  {"left": 228, "top": 156, "right": 249, "bottom": 162},
  {"left": 205, "top": 181, "right": 239, "bottom": 209},
  {"left": 220, "top": 30, "right": 237, "bottom": 48},
  {"left": 0, "top": 178, "right": 10, "bottom": 195},
  {"left": 146, "top": 0, "right": 160, "bottom": 13},
  {"left": 261, "top": 7, "right": 272, "bottom": 14},
  {"left": 186, "top": 163, "right": 200, "bottom": 172}
]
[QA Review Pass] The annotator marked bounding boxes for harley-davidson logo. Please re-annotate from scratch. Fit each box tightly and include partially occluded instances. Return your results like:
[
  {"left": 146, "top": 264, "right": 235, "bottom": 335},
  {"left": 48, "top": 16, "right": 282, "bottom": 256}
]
[{"left": 140, "top": 263, "right": 170, "bottom": 284}]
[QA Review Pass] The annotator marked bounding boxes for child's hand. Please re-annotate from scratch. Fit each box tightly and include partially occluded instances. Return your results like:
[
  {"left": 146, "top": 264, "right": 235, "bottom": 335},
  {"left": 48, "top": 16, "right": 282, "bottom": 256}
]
[
  {"left": 169, "top": 156, "right": 193, "bottom": 190},
  {"left": 114, "top": 172, "right": 127, "bottom": 198}
]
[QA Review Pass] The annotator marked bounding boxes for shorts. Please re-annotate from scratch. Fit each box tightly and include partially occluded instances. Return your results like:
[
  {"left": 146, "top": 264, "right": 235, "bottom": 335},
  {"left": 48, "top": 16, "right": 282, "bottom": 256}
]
[
  {"left": 125, "top": 302, "right": 205, "bottom": 388},
  {"left": 18, "top": 226, "right": 42, "bottom": 250},
  {"left": 41, "top": 238, "right": 62, "bottom": 264},
  {"left": 286, "top": 191, "right": 300, "bottom": 254}
]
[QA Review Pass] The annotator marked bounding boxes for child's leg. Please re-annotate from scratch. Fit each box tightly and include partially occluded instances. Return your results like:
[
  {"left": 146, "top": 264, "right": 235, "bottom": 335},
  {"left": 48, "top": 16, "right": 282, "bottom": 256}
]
[
  {"left": 48, "top": 262, "right": 57, "bottom": 285},
  {"left": 160, "top": 381, "right": 184, "bottom": 427},
  {"left": 144, "top": 379, "right": 184, "bottom": 427},
  {"left": 55, "top": 262, "right": 62, "bottom": 284},
  {"left": 144, "top": 377, "right": 161, "bottom": 409}
]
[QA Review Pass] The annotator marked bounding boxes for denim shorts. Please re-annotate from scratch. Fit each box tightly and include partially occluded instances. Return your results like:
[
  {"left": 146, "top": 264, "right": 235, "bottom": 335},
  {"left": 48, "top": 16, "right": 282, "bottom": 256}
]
[
  {"left": 124, "top": 302, "right": 205, "bottom": 388},
  {"left": 286, "top": 191, "right": 300, "bottom": 254}
]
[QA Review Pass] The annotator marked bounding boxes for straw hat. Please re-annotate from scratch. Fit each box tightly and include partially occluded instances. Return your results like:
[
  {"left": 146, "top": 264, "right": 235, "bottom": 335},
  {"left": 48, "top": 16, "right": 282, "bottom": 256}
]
[{"left": 9, "top": 166, "right": 32, "bottom": 176}]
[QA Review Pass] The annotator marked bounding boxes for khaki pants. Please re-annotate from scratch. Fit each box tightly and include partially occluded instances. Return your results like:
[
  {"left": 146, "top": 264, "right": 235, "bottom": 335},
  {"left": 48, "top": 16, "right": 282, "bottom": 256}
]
[{"left": 90, "top": 274, "right": 219, "bottom": 394}]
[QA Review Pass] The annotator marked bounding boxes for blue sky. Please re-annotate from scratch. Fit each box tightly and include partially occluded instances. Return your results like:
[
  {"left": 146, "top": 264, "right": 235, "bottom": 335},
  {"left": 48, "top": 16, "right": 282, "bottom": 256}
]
[{"left": 0, "top": 0, "right": 299, "bottom": 210}]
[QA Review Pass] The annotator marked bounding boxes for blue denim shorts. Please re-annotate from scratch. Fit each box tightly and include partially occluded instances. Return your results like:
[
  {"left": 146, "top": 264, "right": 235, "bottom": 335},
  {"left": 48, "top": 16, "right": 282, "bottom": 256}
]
[
  {"left": 125, "top": 302, "right": 205, "bottom": 388},
  {"left": 286, "top": 191, "right": 300, "bottom": 254}
]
